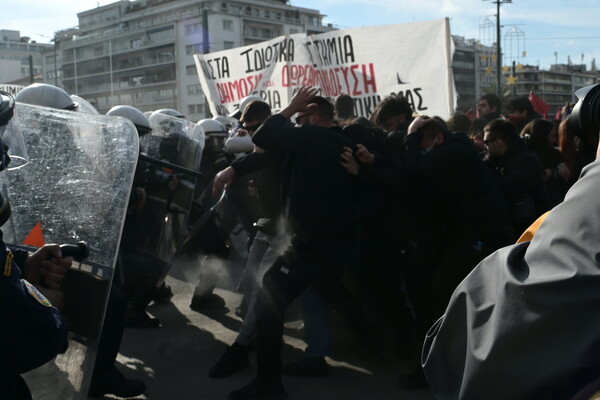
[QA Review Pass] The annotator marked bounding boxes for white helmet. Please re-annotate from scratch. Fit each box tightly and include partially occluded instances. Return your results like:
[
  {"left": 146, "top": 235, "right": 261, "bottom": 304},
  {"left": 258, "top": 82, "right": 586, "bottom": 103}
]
[
  {"left": 106, "top": 105, "right": 152, "bottom": 136},
  {"left": 16, "top": 83, "right": 77, "bottom": 110},
  {"left": 198, "top": 119, "right": 227, "bottom": 134},
  {"left": 213, "top": 115, "right": 237, "bottom": 129},
  {"left": 228, "top": 94, "right": 263, "bottom": 119},
  {"left": 154, "top": 108, "right": 185, "bottom": 119}
]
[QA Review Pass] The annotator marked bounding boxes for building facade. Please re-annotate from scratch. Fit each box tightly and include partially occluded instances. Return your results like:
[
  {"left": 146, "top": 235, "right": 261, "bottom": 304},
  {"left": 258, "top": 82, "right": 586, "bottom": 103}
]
[
  {"left": 44, "top": 0, "right": 332, "bottom": 120},
  {"left": 502, "top": 64, "right": 599, "bottom": 116},
  {"left": 0, "top": 30, "right": 52, "bottom": 86}
]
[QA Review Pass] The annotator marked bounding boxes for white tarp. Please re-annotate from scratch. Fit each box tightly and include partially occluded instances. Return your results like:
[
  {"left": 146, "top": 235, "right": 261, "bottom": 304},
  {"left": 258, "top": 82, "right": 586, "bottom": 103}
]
[{"left": 194, "top": 18, "right": 456, "bottom": 120}]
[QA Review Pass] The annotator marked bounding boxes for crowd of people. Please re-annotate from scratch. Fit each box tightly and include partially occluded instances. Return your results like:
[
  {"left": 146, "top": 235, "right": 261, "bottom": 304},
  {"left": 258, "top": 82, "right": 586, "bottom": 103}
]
[{"left": 4, "top": 81, "right": 600, "bottom": 400}]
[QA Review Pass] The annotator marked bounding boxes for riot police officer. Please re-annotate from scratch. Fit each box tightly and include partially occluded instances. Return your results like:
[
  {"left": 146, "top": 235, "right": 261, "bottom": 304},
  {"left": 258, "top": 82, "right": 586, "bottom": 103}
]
[{"left": 0, "top": 90, "right": 73, "bottom": 400}]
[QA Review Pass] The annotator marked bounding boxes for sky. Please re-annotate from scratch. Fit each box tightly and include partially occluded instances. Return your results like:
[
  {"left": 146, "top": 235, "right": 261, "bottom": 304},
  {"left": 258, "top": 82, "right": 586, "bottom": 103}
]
[{"left": 5, "top": 0, "right": 600, "bottom": 70}]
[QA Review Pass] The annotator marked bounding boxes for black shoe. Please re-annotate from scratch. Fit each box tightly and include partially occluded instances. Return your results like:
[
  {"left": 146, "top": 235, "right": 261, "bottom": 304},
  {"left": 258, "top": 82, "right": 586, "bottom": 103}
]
[
  {"left": 190, "top": 292, "right": 226, "bottom": 310},
  {"left": 209, "top": 343, "right": 250, "bottom": 378},
  {"left": 282, "top": 357, "right": 328, "bottom": 377},
  {"left": 229, "top": 380, "right": 287, "bottom": 400},
  {"left": 398, "top": 368, "right": 429, "bottom": 389},
  {"left": 88, "top": 367, "right": 146, "bottom": 398},
  {"left": 152, "top": 282, "right": 173, "bottom": 303},
  {"left": 126, "top": 309, "right": 160, "bottom": 329}
]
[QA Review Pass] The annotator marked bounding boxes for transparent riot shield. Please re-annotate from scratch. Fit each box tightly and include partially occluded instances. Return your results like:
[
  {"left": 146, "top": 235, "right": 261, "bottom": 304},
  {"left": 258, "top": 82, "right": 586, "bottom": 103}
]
[
  {"left": 132, "top": 113, "right": 204, "bottom": 282},
  {"left": 3, "top": 102, "right": 138, "bottom": 400},
  {"left": 70, "top": 94, "right": 100, "bottom": 115}
]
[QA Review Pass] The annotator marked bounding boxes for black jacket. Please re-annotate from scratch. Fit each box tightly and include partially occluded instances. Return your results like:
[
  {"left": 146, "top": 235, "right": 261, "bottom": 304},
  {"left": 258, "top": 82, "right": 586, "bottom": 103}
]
[
  {"left": 252, "top": 115, "right": 357, "bottom": 232},
  {"left": 405, "top": 131, "right": 510, "bottom": 233},
  {"left": 486, "top": 136, "right": 550, "bottom": 228}
]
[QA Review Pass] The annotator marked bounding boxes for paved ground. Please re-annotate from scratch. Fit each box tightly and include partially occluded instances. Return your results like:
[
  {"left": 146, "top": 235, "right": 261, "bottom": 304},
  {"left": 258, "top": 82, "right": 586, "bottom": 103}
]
[{"left": 99, "top": 254, "right": 436, "bottom": 400}]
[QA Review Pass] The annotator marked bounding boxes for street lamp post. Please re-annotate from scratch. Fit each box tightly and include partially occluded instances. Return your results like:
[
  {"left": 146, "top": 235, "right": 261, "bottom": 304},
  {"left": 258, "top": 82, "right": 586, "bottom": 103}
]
[{"left": 484, "top": 0, "right": 512, "bottom": 96}]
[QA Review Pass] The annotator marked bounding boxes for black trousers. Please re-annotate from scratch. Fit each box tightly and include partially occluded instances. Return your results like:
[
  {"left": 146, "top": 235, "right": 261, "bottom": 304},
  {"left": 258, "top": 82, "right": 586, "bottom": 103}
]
[{"left": 254, "top": 228, "right": 357, "bottom": 385}]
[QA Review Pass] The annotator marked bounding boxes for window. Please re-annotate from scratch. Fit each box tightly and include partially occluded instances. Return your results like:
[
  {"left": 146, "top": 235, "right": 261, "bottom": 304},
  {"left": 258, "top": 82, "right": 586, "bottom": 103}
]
[
  {"left": 224, "top": 41, "right": 234, "bottom": 49},
  {"left": 185, "top": 22, "right": 202, "bottom": 35},
  {"left": 290, "top": 29, "right": 299, "bottom": 34},
  {"left": 186, "top": 43, "right": 203, "bottom": 55},
  {"left": 147, "top": 26, "right": 174, "bottom": 43},
  {"left": 188, "top": 104, "right": 203, "bottom": 114},
  {"left": 223, "top": 19, "right": 233, "bottom": 31},
  {"left": 131, "top": 38, "right": 143, "bottom": 49},
  {"left": 188, "top": 84, "right": 202, "bottom": 95},
  {"left": 186, "top": 65, "right": 197, "bottom": 76}
]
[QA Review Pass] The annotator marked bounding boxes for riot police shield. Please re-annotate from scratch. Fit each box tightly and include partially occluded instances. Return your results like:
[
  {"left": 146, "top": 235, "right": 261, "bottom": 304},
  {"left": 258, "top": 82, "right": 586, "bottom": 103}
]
[
  {"left": 128, "top": 112, "right": 204, "bottom": 289},
  {"left": 3, "top": 102, "right": 138, "bottom": 399}
]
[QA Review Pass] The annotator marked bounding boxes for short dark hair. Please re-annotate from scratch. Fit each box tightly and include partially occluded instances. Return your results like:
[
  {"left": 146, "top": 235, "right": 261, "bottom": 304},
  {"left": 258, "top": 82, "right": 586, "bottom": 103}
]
[
  {"left": 485, "top": 118, "right": 518, "bottom": 143},
  {"left": 479, "top": 93, "right": 502, "bottom": 111},
  {"left": 447, "top": 112, "right": 472, "bottom": 134},
  {"left": 310, "top": 96, "right": 335, "bottom": 122},
  {"left": 508, "top": 97, "right": 533, "bottom": 115},
  {"left": 334, "top": 94, "right": 355, "bottom": 120},
  {"left": 240, "top": 100, "right": 271, "bottom": 123},
  {"left": 371, "top": 95, "right": 413, "bottom": 127}
]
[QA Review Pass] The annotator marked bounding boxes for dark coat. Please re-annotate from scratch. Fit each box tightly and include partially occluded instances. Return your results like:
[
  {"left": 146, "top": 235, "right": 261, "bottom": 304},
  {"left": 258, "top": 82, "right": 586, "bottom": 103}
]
[
  {"left": 486, "top": 136, "right": 550, "bottom": 231},
  {"left": 0, "top": 241, "right": 68, "bottom": 399},
  {"left": 252, "top": 114, "right": 357, "bottom": 233}
]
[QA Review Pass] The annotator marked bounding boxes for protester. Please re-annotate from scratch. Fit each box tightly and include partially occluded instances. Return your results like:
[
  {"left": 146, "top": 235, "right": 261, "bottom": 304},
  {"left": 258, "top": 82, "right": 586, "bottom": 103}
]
[
  {"left": 506, "top": 96, "right": 542, "bottom": 133},
  {"left": 484, "top": 118, "right": 550, "bottom": 236},
  {"left": 520, "top": 118, "right": 570, "bottom": 206},
  {"left": 229, "top": 87, "right": 364, "bottom": 400},
  {"left": 397, "top": 116, "right": 513, "bottom": 387}
]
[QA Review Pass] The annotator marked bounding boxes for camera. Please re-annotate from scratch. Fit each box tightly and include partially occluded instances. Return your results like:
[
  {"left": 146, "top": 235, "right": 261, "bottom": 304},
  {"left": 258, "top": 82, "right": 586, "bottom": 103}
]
[{"left": 568, "top": 84, "right": 600, "bottom": 147}]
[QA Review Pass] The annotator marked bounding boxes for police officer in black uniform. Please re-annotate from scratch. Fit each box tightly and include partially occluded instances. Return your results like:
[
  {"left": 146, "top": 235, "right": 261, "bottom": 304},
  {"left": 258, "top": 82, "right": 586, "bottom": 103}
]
[{"left": 0, "top": 90, "right": 72, "bottom": 400}]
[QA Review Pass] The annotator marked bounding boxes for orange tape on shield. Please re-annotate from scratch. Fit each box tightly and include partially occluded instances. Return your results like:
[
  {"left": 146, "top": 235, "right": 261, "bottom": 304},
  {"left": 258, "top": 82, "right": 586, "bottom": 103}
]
[{"left": 22, "top": 221, "right": 45, "bottom": 247}]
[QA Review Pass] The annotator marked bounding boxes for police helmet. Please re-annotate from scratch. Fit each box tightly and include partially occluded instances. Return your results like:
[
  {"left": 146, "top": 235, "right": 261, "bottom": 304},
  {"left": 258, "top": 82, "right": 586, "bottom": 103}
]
[
  {"left": 0, "top": 91, "right": 29, "bottom": 171},
  {"left": 71, "top": 94, "right": 99, "bottom": 114},
  {"left": 213, "top": 115, "right": 237, "bottom": 130},
  {"left": 106, "top": 105, "right": 152, "bottom": 136},
  {"left": 154, "top": 108, "right": 185, "bottom": 119},
  {"left": 15, "top": 83, "right": 78, "bottom": 110},
  {"left": 197, "top": 119, "right": 227, "bottom": 134}
]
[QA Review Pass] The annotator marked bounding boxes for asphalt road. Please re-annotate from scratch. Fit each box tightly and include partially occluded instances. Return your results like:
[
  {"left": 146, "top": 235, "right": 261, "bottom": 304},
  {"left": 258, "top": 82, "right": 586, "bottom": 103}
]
[{"left": 99, "top": 254, "right": 436, "bottom": 400}]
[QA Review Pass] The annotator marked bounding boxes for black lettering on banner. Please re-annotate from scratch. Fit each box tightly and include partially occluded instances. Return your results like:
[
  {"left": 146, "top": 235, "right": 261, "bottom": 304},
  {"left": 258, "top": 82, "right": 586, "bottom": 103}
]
[
  {"left": 306, "top": 35, "right": 355, "bottom": 67},
  {"left": 414, "top": 88, "right": 428, "bottom": 111},
  {"left": 393, "top": 87, "right": 428, "bottom": 112},
  {"left": 240, "top": 38, "right": 295, "bottom": 73},
  {"left": 354, "top": 95, "right": 381, "bottom": 118},
  {"left": 205, "top": 57, "right": 230, "bottom": 79}
]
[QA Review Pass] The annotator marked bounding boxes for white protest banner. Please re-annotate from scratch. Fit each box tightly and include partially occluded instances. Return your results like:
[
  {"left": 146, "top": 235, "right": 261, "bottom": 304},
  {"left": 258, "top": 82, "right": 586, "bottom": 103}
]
[
  {"left": 194, "top": 18, "right": 456, "bottom": 119},
  {"left": 0, "top": 84, "right": 25, "bottom": 97}
]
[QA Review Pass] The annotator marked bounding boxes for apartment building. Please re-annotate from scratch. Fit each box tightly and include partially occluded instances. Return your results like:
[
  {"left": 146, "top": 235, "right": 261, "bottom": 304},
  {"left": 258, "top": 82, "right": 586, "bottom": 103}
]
[
  {"left": 0, "top": 30, "right": 52, "bottom": 86},
  {"left": 44, "top": 0, "right": 331, "bottom": 120}
]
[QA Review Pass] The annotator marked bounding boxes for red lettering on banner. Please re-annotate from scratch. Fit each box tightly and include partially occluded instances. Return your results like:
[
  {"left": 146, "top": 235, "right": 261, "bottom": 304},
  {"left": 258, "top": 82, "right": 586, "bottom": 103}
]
[
  {"left": 282, "top": 63, "right": 378, "bottom": 97},
  {"left": 363, "top": 63, "right": 377, "bottom": 94},
  {"left": 216, "top": 74, "right": 264, "bottom": 103},
  {"left": 350, "top": 65, "right": 361, "bottom": 96}
]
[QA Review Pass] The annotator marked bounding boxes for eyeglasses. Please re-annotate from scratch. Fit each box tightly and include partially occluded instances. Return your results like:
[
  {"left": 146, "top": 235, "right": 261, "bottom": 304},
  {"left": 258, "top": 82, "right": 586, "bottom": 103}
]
[{"left": 483, "top": 137, "right": 497, "bottom": 145}]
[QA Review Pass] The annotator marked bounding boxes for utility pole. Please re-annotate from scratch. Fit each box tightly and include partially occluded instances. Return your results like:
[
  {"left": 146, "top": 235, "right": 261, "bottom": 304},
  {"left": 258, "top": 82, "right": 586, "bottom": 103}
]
[{"left": 484, "top": 0, "right": 512, "bottom": 96}]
